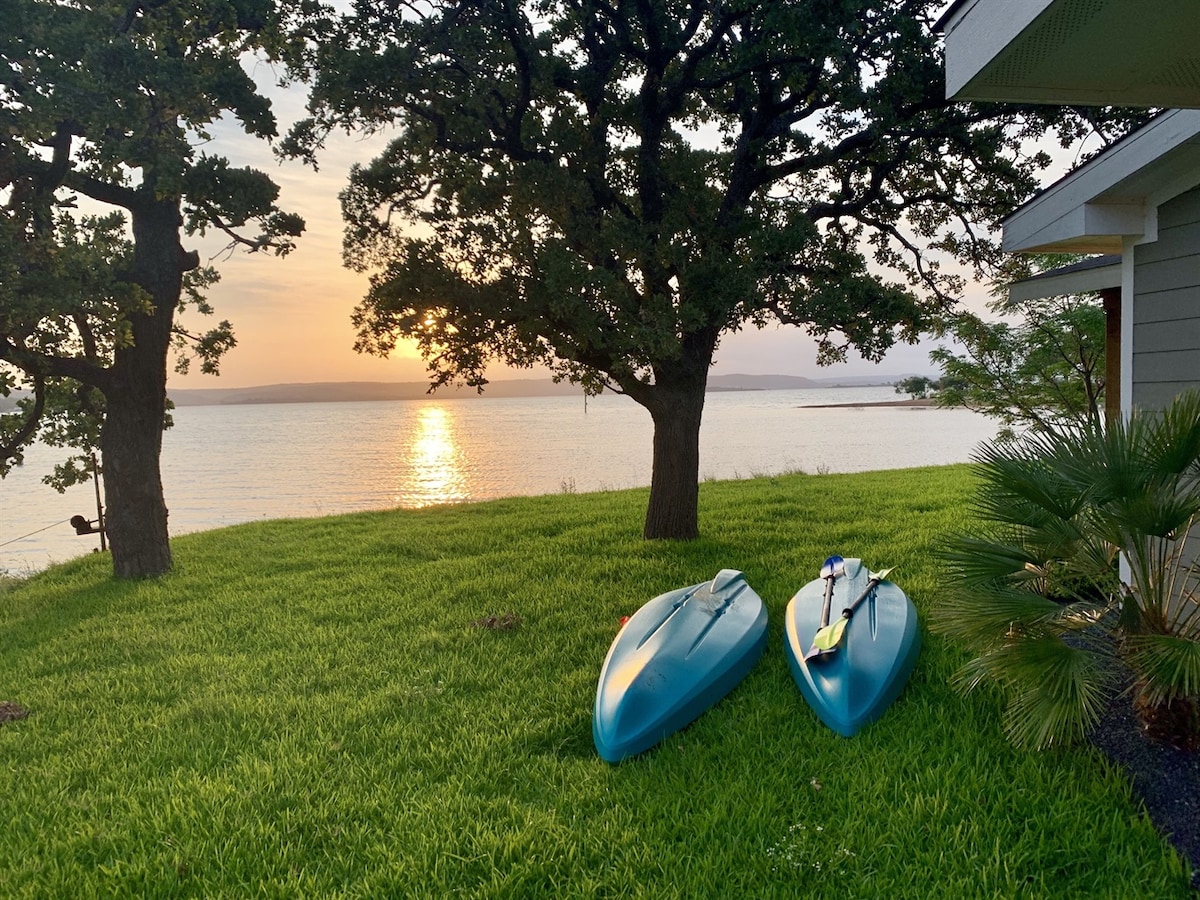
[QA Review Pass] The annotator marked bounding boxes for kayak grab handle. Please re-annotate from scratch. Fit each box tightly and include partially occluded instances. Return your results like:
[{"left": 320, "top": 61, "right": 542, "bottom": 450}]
[
  {"left": 711, "top": 569, "right": 746, "bottom": 595},
  {"left": 684, "top": 571, "right": 749, "bottom": 658}
]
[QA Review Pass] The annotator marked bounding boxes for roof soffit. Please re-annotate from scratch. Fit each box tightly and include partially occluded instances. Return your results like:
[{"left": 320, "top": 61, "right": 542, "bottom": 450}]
[{"left": 941, "top": 0, "right": 1200, "bottom": 108}]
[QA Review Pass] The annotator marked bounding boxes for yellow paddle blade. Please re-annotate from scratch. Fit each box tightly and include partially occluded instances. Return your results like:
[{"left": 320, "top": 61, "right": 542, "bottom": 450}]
[{"left": 811, "top": 617, "right": 848, "bottom": 651}]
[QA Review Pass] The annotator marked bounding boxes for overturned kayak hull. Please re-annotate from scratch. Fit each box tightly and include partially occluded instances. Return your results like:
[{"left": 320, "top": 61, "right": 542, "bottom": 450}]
[
  {"left": 784, "top": 558, "right": 920, "bottom": 737},
  {"left": 593, "top": 569, "right": 768, "bottom": 763}
]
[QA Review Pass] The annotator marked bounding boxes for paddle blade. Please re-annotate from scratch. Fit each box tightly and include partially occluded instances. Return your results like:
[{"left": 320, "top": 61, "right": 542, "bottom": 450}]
[
  {"left": 804, "top": 618, "right": 849, "bottom": 661},
  {"left": 869, "top": 566, "right": 895, "bottom": 583},
  {"left": 821, "top": 555, "right": 845, "bottom": 579},
  {"left": 816, "top": 618, "right": 848, "bottom": 651}
]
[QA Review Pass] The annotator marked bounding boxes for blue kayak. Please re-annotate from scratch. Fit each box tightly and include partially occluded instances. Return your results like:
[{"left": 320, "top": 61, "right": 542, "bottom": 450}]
[
  {"left": 593, "top": 569, "right": 768, "bottom": 763},
  {"left": 783, "top": 558, "right": 920, "bottom": 736}
]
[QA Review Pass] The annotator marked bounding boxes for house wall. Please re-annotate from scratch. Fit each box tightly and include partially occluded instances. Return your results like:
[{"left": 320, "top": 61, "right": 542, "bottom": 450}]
[{"left": 1132, "top": 185, "right": 1200, "bottom": 409}]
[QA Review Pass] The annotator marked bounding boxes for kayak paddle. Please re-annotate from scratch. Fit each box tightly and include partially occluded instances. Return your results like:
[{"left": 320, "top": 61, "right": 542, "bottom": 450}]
[
  {"left": 817, "top": 555, "right": 845, "bottom": 630},
  {"left": 805, "top": 566, "right": 894, "bottom": 661}
]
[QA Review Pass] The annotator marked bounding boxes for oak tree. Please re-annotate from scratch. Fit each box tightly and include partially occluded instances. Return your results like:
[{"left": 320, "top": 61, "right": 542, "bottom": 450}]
[
  {"left": 290, "top": 0, "right": 1145, "bottom": 539},
  {"left": 1, "top": 1, "right": 306, "bottom": 577}
]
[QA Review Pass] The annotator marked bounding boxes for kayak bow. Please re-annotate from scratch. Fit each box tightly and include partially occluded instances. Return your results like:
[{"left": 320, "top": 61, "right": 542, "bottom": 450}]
[
  {"left": 593, "top": 569, "right": 768, "bottom": 763},
  {"left": 784, "top": 558, "right": 920, "bottom": 736}
]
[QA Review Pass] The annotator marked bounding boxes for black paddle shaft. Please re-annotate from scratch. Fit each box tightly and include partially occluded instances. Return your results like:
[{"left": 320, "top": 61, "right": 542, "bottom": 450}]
[
  {"left": 841, "top": 576, "right": 884, "bottom": 620},
  {"left": 819, "top": 575, "right": 835, "bottom": 628},
  {"left": 818, "top": 556, "right": 843, "bottom": 628}
]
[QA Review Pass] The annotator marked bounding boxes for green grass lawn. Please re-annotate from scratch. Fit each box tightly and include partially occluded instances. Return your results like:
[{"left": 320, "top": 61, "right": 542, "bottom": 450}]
[{"left": 0, "top": 466, "right": 1192, "bottom": 897}]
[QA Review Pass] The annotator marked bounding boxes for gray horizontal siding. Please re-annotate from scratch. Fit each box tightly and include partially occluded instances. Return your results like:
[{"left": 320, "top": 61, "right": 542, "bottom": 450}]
[
  {"left": 1133, "top": 348, "right": 1200, "bottom": 383},
  {"left": 1132, "top": 254, "right": 1200, "bottom": 292},
  {"left": 1133, "top": 380, "right": 1200, "bottom": 409},
  {"left": 1132, "top": 186, "right": 1200, "bottom": 409},
  {"left": 1158, "top": 186, "right": 1200, "bottom": 230},
  {"left": 1133, "top": 284, "right": 1200, "bottom": 323},
  {"left": 1136, "top": 318, "right": 1200, "bottom": 350}
]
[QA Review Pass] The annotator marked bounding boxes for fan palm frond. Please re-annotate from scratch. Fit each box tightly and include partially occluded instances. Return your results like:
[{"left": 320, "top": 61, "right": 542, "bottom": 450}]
[
  {"left": 939, "top": 535, "right": 1047, "bottom": 587},
  {"left": 1124, "top": 634, "right": 1200, "bottom": 707},
  {"left": 1005, "top": 636, "right": 1114, "bottom": 749},
  {"left": 935, "top": 391, "right": 1200, "bottom": 749},
  {"left": 935, "top": 582, "right": 1070, "bottom": 646}
]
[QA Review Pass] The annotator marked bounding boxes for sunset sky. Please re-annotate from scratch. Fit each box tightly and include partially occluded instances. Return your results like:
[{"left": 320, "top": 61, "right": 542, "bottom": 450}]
[{"left": 172, "top": 57, "right": 1034, "bottom": 392}]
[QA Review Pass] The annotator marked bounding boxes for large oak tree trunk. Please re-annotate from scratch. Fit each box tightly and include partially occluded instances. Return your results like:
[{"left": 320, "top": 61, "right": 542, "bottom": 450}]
[
  {"left": 100, "top": 383, "right": 171, "bottom": 578},
  {"left": 642, "top": 376, "right": 707, "bottom": 541},
  {"left": 99, "top": 198, "right": 188, "bottom": 578}
]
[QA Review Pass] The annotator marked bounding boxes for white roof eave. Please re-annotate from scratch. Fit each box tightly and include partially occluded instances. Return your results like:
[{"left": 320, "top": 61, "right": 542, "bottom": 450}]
[
  {"left": 1006, "top": 258, "right": 1122, "bottom": 302},
  {"left": 1002, "top": 110, "right": 1200, "bottom": 254}
]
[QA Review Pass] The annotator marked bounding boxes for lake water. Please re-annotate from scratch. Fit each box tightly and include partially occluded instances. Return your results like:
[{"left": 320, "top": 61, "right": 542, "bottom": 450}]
[{"left": 0, "top": 386, "right": 997, "bottom": 574}]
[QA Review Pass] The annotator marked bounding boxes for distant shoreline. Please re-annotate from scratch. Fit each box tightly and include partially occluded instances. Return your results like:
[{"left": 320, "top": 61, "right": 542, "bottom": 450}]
[
  {"left": 0, "top": 375, "right": 927, "bottom": 411},
  {"left": 161, "top": 375, "right": 909, "bottom": 407},
  {"left": 801, "top": 397, "right": 943, "bottom": 409}
]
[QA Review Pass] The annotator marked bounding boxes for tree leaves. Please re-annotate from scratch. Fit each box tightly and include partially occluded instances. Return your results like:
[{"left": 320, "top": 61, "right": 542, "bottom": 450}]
[
  {"left": 292, "top": 1, "right": 1145, "bottom": 396},
  {"left": 930, "top": 288, "right": 1108, "bottom": 441},
  {"left": 1, "top": 2, "right": 307, "bottom": 574},
  {"left": 281, "top": 1, "right": 1156, "bottom": 539}
]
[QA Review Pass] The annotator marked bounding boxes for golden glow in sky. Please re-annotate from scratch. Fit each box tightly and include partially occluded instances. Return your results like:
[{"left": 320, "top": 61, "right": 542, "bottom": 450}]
[{"left": 172, "top": 73, "right": 985, "bottom": 391}]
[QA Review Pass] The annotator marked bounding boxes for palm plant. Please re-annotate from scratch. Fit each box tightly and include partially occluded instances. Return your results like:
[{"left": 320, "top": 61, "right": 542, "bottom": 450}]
[{"left": 934, "top": 391, "right": 1200, "bottom": 750}]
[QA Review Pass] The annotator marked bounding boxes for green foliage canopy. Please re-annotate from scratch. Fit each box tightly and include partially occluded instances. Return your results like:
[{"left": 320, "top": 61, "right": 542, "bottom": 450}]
[
  {"left": 1, "top": 0, "right": 309, "bottom": 575},
  {"left": 289, "top": 1, "right": 1144, "bottom": 395},
  {"left": 286, "top": 0, "right": 1147, "bottom": 540},
  {"left": 0, "top": 0, "right": 307, "bottom": 481},
  {"left": 930, "top": 255, "right": 1108, "bottom": 441}
]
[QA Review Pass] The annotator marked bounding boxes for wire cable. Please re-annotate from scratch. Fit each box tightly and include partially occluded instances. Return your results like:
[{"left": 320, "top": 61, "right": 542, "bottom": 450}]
[{"left": 0, "top": 518, "right": 73, "bottom": 548}]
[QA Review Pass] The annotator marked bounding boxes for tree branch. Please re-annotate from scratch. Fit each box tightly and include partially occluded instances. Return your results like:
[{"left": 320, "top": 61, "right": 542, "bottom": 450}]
[
  {"left": 61, "top": 168, "right": 140, "bottom": 211},
  {"left": 0, "top": 341, "right": 112, "bottom": 394},
  {"left": 0, "top": 372, "right": 46, "bottom": 465}
]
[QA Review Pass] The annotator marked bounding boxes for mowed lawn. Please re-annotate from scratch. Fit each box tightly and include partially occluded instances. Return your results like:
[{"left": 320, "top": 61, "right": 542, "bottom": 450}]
[{"left": 0, "top": 466, "right": 1191, "bottom": 898}]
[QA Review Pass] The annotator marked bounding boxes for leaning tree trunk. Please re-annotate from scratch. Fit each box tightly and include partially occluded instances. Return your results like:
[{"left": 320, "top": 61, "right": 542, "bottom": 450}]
[
  {"left": 641, "top": 375, "right": 708, "bottom": 541},
  {"left": 99, "top": 197, "right": 189, "bottom": 578}
]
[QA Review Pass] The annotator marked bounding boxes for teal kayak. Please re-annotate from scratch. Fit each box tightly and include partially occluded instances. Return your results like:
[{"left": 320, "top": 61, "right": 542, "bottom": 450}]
[
  {"left": 593, "top": 569, "right": 768, "bottom": 763},
  {"left": 783, "top": 558, "right": 920, "bottom": 736}
]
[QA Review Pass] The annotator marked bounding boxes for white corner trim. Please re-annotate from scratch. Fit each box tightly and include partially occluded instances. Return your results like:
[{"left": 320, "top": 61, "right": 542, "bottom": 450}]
[{"left": 1121, "top": 239, "right": 1135, "bottom": 418}]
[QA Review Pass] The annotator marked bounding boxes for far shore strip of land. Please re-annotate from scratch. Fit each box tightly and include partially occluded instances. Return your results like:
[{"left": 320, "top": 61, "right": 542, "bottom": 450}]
[{"left": 802, "top": 397, "right": 944, "bottom": 408}]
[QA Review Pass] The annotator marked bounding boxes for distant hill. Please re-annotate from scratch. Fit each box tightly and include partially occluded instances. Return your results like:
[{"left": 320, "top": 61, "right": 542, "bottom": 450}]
[
  {"left": 165, "top": 373, "right": 909, "bottom": 405},
  {"left": 0, "top": 373, "right": 912, "bottom": 411},
  {"left": 166, "top": 378, "right": 582, "bottom": 406}
]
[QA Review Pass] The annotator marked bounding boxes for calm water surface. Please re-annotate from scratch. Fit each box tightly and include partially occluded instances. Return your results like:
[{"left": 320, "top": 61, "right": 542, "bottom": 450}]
[{"left": 1, "top": 386, "right": 997, "bottom": 574}]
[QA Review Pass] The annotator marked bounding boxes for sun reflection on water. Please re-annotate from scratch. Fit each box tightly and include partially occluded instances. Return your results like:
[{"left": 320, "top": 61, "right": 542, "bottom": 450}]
[{"left": 401, "top": 404, "right": 469, "bottom": 506}]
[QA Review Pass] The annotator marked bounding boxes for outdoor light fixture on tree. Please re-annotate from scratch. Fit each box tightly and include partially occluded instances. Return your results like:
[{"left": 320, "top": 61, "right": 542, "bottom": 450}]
[{"left": 287, "top": 0, "right": 1148, "bottom": 541}]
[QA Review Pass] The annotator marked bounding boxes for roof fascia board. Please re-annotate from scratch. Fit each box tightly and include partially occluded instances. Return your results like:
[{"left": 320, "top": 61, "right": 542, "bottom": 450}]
[
  {"left": 1007, "top": 262, "right": 1122, "bottom": 302},
  {"left": 1003, "top": 110, "right": 1200, "bottom": 253}
]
